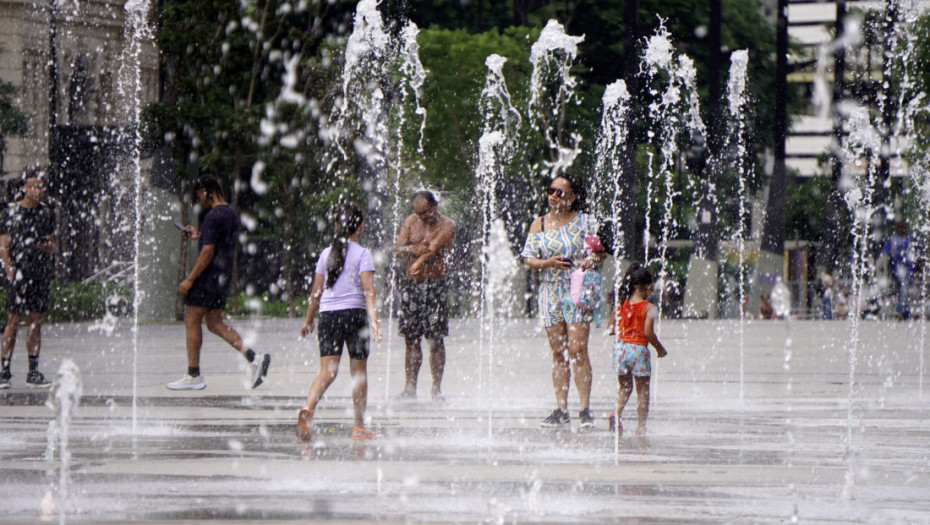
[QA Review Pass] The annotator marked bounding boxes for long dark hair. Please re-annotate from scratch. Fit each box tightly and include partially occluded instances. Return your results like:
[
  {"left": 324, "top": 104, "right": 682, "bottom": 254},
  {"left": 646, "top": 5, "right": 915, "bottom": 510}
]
[
  {"left": 325, "top": 202, "right": 365, "bottom": 288},
  {"left": 553, "top": 172, "right": 588, "bottom": 212},
  {"left": 617, "top": 263, "right": 654, "bottom": 304}
]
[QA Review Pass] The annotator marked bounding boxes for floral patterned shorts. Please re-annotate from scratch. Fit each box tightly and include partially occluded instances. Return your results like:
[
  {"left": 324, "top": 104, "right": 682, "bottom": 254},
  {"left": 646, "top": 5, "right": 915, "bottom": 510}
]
[
  {"left": 612, "top": 341, "right": 651, "bottom": 377},
  {"left": 398, "top": 279, "right": 449, "bottom": 340}
]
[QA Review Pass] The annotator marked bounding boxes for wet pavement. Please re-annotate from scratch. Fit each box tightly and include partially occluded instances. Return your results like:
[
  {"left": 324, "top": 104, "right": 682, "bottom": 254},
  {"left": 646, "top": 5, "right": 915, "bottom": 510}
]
[{"left": 1, "top": 317, "right": 929, "bottom": 524}]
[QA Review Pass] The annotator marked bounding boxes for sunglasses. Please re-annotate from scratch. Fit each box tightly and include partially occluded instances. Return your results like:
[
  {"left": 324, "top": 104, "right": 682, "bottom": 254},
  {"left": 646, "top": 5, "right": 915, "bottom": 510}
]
[{"left": 546, "top": 187, "right": 567, "bottom": 199}]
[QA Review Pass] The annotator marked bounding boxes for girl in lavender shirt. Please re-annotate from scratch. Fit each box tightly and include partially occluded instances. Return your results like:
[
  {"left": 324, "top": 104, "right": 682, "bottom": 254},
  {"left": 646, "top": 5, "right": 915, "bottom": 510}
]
[{"left": 297, "top": 203, "right": 381, "bottom": 441}]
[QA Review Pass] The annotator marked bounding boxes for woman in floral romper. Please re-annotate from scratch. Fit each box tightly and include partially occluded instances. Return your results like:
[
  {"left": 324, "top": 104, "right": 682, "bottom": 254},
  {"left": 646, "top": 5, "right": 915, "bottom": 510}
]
[{"left": 521, "top": 173, "right": 607, "bottom": 429}]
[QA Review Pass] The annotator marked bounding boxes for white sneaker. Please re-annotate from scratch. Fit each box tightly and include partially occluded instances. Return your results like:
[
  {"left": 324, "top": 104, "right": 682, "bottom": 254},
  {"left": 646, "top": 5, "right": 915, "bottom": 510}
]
[
  {"left": 249, "top": 353, "right": 271, "bottom": 389},
  {"left": 166, "top": 374, "right": 206, "bottom": 390}
]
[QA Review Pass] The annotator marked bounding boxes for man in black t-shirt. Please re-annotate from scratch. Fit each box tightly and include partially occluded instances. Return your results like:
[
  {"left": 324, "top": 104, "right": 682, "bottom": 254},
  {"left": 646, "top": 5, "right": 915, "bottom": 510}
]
[
  {"left": 166, "top": 176, "right": 270, "bottom": 391},
  {"left": 0, "top": 176, "right": 56, "bottom": 389}
]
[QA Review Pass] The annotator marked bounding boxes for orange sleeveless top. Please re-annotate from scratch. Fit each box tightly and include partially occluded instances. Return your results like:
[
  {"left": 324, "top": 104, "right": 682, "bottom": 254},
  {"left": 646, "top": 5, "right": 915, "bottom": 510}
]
[{"left": 617, "top": 300, "right": 649, "bottom": 346}]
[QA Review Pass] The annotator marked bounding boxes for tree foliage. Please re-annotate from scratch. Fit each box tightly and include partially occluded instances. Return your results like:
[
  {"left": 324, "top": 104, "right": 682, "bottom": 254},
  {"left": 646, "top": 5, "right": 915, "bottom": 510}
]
[
  {"left": 0, "top": 80, "right": 29, "bottom": 175},
  {"left": 409, "top": 0, "right": 785, "bottom": 250},
  {"left": 145, "top": 0, "right": 792, "bottom": 304}
]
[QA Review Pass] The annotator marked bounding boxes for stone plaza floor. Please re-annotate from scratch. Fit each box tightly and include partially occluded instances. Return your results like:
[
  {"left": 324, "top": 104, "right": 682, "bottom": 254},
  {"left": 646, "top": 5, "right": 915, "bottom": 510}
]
[{"left": 1, "top": 316, "right": 929, "bottom": 524}]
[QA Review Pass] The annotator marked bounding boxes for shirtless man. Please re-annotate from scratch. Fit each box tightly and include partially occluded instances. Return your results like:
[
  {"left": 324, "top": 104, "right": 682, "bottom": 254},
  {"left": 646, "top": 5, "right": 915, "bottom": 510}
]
[{"left": 393, "top": 190, "right": 456, "bottom": 400}]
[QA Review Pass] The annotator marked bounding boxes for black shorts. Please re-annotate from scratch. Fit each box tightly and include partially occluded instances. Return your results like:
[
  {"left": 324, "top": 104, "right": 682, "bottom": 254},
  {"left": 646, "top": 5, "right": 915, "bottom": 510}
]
[
  {"left": 318, "top": 309, "right": 370, "bottom": 360},
  {"left": 6, "top": 275, "right": 51, "bottom": 314},
  {"left": 184, "top": 288, "right": 228, "bottom": 310},
  {"left": 398, "top": 279, "right": 449, "bottom": 340}
]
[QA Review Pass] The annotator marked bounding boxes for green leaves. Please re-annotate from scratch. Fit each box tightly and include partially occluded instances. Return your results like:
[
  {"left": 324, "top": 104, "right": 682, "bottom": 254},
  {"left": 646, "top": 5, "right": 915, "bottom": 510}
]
[
  {"left": 417, "top": 26, "right": 537, "bottom": 191},
  {"left": 0, "top": 80, "right": 29, "bottom": 173}
]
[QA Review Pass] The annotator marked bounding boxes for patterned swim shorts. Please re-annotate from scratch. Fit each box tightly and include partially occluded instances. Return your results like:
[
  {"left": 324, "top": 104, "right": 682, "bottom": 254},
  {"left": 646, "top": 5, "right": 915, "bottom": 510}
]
[
  {"left": 398, "top": 279, "right": 449, "bottom": 340},
  {"left": 612, "top": 341, "right": 652, "bottom": 377}
]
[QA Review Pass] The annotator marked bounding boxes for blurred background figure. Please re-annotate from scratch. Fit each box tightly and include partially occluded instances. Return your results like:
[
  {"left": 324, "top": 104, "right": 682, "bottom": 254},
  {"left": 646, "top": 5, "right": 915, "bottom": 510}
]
[{"left": 879, "top": 221, "right": 916, "bottom": 320}]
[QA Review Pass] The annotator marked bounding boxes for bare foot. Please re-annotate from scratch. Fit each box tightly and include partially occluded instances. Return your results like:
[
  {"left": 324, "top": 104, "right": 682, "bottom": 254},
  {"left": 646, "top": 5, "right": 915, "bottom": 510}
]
[
  {"left": 297, "top": 409, "right": 313, "bottom": 441},
  {"left": 397, "top": 389, "right": 417, "bottom": 400}
]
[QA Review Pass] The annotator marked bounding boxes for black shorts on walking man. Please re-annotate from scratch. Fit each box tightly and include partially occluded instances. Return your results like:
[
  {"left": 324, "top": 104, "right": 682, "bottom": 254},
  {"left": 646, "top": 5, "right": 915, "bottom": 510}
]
[{"left": 166, "top": 176, "right": 270, "bottom": 391}]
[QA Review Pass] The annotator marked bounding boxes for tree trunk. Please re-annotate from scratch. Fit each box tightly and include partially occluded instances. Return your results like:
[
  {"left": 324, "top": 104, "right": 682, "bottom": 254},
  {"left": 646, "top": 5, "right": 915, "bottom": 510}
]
[
  {"left": 284, "top": 187, "right": 296, "bottom": 318},
  {"left": 513, "top": 0, "right": 552, "bottom": 26},
  {"left": 694, "top": 0, "right": 722, "bottom": 261},
  {"left": 760, "top": 0, "right": 789, "bottom": 257},
  {"left": 175, "top": 160, "right": 196, "bottom": 321},
  {"left": 822, "top": 0, "right": 847, "bottom": 272},
  {"left": 226, "top": 0, "right": 278, "bottom": 316},
  {"left": 229, "top": 145, "right": 242, "bottom": 315},
  {"left": 873, "top": 0, "right": 897, "bottom": 254},
  {"left": 616, "top": 0, "right": 639, "bottom": 260}
]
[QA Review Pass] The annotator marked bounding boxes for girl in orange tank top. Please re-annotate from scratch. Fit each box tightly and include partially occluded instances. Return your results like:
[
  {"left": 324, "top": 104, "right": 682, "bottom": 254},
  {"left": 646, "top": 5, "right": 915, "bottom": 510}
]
[{"left": 609, "top": 263, "right": 668, "bottom": 437}]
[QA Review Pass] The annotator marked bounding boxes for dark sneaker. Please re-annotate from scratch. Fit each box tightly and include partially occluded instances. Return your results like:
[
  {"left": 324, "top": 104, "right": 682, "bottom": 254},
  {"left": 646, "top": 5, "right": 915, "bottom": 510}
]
[
  {"left": 540, "top": 408, "right": 570, "bottom": 428},
  {"left": 26, "top": 370, "right": 51, "bottom": 388},
  {"left": 579, "top": 408, "right": 595, "bottom": 430},
  {"left": 0, "top": 369, "right": 10, "bottom": 389}
]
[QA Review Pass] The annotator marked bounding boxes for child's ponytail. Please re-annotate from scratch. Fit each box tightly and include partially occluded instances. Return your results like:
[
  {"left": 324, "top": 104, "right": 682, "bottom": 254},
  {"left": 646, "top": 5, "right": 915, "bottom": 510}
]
[
  {"left": 325, "top": 202, "right": 365, "bottom": 288},
  {"left": 617, "top": 263, "right": 641, "bottom": 305},
  {"left": 617, "top": 262, "right": 655, "bottom": 304}
]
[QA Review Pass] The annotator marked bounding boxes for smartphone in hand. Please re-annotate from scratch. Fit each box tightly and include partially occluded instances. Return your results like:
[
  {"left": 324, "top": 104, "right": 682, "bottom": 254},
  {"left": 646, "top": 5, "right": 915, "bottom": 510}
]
[{"left": 173, "top": 221, "right": 190, "bottom": 235}]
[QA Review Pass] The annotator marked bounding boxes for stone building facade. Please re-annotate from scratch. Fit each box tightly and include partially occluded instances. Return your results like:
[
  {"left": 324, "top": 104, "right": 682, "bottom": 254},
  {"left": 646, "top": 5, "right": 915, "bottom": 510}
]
[{"left": 0, "top": 0, "right": 159, "bottom": 281}]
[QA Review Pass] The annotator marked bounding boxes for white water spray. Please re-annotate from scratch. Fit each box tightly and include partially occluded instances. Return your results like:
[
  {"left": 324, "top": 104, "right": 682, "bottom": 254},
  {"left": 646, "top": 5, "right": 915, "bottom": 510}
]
[
  {"left": 46, "top": 359, "right": 83, "bottom": 525},
  {"left": 592, "top": 79, "right": 633, "bottom": 458},
  {"left": 327, "top": 1, "right": 428, "bottom": 402},
  {"left": 528, "top": 19, "right": 585, "bottom": 177},
  {"left": 640, "top": 21, "right": 706, "bottom": 314},
  {"left": 725, "top": 49, "right": 750, "bottom": 404},
  {"left": 117, "top": 0, "right": 151, "bottom": 436},
  {"left": 476, "top": 53, "right": 521, "bottom": 438}
]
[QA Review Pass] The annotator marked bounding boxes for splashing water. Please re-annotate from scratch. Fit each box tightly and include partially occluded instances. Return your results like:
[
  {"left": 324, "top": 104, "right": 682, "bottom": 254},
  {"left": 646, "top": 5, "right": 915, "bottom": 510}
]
[
  {"left": 591, "top": 79, "right": 633, "bottom": 458},
  {"left": 837, "top": 101, "right": 881, "bottom": 461},
  {"left": 475, "top": 53, "right": 521, "bottom": 437},
  {"left": 476, "top": 130, "right": 505, "bottom": 414},
  {"left": 382, "top": 21, "right": 429, "bottom": 401},
  {"left": 887, "top": 0, "right": 928, "bottom": 402},
  {"left": 770, "top": 278, "right": 791, "bottom": 319},
  {"left": 528, "top": 19, "right": 585, "bottom": 177},
  {"left": 46, "top": 359, "right": 83, "bottom": 525},
  {"left": 325, "top": 1, "right": 428, "bottom": 401},
  {"left": 639, "top": 21, "right": 706, "bottom": 314},
  {"left": 481, "top": 54, "right": 522, "bottom": 138},
  {"left": 593, "top": 80, "right": 632, "bottom": 226},
  {"left": 117, "top": 0, "right": 152, "bottom": 435},
  {"left": 725, "top": 50, "right": 751, "bottom": 403},
  {"left": 400, "top": 22, "right": 428, "bottom": 159},
  {"left": 333, "top": 0, "right": 390, "bottom": 162}
]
